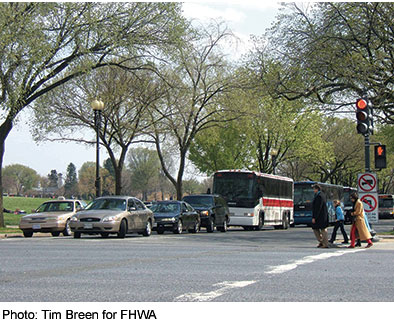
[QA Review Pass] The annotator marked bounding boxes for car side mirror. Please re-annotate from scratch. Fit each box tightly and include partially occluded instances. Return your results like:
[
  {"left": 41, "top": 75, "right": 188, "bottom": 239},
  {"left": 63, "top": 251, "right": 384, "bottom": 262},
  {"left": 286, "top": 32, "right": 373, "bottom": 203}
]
[{"left": 128, "top": 207, "right": 136, "bottom": 212}]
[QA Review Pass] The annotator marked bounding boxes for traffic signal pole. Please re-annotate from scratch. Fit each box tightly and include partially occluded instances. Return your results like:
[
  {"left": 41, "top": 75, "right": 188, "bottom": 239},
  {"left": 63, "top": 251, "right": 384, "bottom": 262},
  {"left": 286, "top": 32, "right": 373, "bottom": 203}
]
[{"left": 364, "top": 134, "right": 371, "bottom": 172}]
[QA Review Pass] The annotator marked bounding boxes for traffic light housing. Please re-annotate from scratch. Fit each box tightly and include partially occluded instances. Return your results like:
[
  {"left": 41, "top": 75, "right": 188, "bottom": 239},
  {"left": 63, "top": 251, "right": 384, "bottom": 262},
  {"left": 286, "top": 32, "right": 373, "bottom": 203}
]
[
  {"left": 356, "top": 98, "right": 372, "bottom": 135},
  {"left": 374, "top": 145, "right": 387, "bottom": 169}
]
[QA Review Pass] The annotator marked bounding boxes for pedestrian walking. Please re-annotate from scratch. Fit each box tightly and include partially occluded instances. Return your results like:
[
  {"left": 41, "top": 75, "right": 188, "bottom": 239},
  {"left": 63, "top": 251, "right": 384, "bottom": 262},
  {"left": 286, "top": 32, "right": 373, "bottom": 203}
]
[
  {"left": 311, "top": 184, "right": 329, "bottom": 248},
  {"left": 348, "top": 192, "right": 373, "bottom": 248},
  {"left": 329, "top": 199, "right": 349, "bottom": 244}
]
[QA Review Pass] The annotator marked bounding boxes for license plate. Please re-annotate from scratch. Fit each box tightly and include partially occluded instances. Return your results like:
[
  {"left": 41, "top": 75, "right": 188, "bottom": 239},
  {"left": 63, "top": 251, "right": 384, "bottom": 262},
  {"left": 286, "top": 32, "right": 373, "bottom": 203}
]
[
  {"left": 32, "top": 224, "right": 41, "bottom": 230},
  {"left": 84, "top": 223, "right": 93, "bottom": 229}
]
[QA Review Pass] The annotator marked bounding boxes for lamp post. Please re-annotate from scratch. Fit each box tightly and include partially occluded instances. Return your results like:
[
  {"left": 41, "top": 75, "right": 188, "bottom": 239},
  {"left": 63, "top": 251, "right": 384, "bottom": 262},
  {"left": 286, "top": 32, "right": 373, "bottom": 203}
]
[
  {"left": 270, "top": 148, "right": 278, "bottom": 175},
  {"left": 91, "top": 99, "right": 104, "bottom": 198}
]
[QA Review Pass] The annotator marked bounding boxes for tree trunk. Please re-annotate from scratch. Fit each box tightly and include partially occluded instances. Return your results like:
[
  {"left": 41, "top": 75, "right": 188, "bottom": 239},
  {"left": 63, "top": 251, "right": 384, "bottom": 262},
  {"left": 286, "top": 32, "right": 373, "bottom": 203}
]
[{"left": 0, "top": 118, "right": 14, "bottom": 228}]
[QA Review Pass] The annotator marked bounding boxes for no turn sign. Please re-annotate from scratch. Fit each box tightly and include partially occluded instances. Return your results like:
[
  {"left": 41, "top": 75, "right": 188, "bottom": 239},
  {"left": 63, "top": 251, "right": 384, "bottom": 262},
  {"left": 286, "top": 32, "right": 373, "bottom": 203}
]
[
  {"left": 358, "top": 173, "right": 377, "bottom": 193},
  {"left": 360, "top": 194, "right": 377, "bottom": 212},
  {"left": 359, "top": 192, "right": 379, "bottom": 223}
]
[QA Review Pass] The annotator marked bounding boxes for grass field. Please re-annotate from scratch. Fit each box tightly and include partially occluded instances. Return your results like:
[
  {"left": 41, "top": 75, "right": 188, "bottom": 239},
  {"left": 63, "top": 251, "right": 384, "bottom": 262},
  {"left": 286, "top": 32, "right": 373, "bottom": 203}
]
[{"left": 2, "top": 196, "right": 49, "bottom": 227}]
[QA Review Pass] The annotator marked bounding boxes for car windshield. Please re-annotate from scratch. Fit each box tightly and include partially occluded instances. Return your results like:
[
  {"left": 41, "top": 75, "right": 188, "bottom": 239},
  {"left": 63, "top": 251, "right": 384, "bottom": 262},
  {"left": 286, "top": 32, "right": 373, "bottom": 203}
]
[
  {"left": 36, "top": 202, "right": 74, "bottom": 213},
  {"left": 151, "top": 203, "right": 180, "bottom": 213},
  {"left": 86, "top": 198, "right": 127, "bottom": 211},
  {"left": 183, "top": 196, "right": 213, "bottom": 208}
]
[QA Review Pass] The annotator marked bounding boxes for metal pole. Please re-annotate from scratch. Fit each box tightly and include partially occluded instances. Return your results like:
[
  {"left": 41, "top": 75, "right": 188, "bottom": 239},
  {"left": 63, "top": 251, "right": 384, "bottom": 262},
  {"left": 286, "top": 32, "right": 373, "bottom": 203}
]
[
  {"left": 364, "top": 134, "right": 370, "bottom": 172},
  {"left": 95, "top": 109, "right": 101, "bottom": 197}
]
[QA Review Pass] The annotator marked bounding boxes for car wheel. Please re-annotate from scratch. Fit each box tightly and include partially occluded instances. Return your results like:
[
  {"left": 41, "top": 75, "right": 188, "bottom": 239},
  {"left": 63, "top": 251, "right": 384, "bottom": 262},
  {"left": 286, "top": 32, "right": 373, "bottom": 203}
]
[
  {"left": 157, "top": 228, "right": 164, "bottom": 234},
  {"left": 207, "top": 218, "right": 215, "bottom": 233},
  {"left": 73, "top": 231, "right": 81, "bottom": 239},
  {"left": 142, "top": 221, "right": 152, "bottom": 237},
  {"left": 100, "top": 233, "right": 109, "bottom": 238},
  {"left": 189, "top": 220, "right": 200, "bottom": 233},
  {"left": 23, "top": 230, "right": 33, "bottom": 238},
  {"left": 117, "top": 219, "right": 127, "bottom": 238},
  {"left": 63, "top": 220, "right": 72, "bottom": 236},
  {"left": 51, "top": 232, "right": 60, "bottom": 237},
  {"left": 174, "top": 221, "right": 182, "bottom": 234}
]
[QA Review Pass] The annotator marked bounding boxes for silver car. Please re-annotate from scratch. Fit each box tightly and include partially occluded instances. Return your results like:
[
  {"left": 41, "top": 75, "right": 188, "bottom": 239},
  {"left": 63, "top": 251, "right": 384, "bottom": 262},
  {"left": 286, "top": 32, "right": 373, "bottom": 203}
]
[
  {"left": 19, "top": 198, "right": 86, "bottom": 237},
  {"left": 70, "top": 196, "right": 154, "bottom": 238}
]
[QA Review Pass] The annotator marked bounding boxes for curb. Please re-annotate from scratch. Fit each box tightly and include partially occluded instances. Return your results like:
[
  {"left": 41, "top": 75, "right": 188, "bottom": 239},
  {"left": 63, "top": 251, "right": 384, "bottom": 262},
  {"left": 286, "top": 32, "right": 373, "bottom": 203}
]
[{"left": 0, "top": 232, "right": 53, "bottom": 239}]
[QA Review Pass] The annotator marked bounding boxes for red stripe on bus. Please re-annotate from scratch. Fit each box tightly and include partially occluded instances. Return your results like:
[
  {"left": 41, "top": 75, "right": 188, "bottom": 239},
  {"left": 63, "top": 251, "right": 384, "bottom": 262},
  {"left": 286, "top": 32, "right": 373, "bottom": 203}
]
[{"left": 263, "top": 198, "right": 294, "bottom": 208}]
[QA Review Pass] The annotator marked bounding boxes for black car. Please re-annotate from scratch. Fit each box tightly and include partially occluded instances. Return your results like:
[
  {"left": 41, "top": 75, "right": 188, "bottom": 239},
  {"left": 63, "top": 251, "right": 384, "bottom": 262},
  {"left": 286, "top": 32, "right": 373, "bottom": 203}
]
[
  {"left": 151, "top": 201, "right": 200, "bottom": 234},
  {"left": 182, "top": 194, "right": 230, "bottom": 232}
]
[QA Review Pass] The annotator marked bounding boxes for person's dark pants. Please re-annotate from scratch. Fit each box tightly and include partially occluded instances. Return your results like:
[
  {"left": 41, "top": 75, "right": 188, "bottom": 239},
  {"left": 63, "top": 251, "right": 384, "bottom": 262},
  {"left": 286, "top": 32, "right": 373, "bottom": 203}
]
[{"left": 329, "top": 220, "right": 348, "bottom": 243}]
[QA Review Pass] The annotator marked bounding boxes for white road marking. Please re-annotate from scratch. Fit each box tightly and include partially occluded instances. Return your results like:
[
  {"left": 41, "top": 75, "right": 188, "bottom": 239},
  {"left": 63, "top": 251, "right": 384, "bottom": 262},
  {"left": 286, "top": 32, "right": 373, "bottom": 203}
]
[
  {"left": 265, "top": 249, "right": 365, "bottom": 275},
  {"left": 175, "top": 281, "right": 256, "bottom": 302},
  {"left": 175, "top": 249, "right": 366, "bottom": 301}
]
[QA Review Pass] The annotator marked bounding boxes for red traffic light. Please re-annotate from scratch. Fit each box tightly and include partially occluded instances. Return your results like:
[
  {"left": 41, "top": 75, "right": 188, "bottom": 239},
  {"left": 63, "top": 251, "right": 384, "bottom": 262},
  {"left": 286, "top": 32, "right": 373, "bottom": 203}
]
[{"left": 356, "top": 98, "right": 368, "bottom": 110}]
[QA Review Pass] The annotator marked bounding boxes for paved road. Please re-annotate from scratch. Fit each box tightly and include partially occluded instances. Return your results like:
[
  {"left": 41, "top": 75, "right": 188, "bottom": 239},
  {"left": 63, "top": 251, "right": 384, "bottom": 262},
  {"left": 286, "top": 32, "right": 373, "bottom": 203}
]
[{"left": 1, "top": 220, "right": 393, "bottom": 302}]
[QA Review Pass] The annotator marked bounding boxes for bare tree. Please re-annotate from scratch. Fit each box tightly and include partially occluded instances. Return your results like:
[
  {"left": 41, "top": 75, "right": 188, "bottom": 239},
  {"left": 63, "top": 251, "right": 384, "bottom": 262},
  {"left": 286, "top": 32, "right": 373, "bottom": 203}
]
[
  {"left": 149, "top": 22, "right": 239, "bottom": 199},
  {"left": 32, "top": 67, "right": 166, "bottom": 195}
]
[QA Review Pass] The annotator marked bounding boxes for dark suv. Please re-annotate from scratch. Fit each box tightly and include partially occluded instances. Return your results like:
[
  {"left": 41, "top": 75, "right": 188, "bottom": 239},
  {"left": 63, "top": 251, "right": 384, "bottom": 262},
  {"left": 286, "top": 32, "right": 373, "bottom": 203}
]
[{"left": 182, "top": 194, "right": 230, "bottom": 232}]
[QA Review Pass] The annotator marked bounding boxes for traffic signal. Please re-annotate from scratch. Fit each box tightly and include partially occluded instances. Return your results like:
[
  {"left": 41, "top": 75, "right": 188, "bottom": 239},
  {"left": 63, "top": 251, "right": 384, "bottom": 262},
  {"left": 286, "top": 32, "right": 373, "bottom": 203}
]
[
  {"left": 374, "top": 145, "right": 387, "bottom": 169},
  {"left": 355, "top": 98, "right": 372, "bottom": 135}
]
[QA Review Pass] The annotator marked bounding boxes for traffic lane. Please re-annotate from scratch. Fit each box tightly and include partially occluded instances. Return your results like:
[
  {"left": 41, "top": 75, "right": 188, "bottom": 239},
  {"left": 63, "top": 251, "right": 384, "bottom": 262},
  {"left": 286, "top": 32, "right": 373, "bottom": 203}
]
[{"left": 0, "top": 228, "right": 392, "bottom": 302}]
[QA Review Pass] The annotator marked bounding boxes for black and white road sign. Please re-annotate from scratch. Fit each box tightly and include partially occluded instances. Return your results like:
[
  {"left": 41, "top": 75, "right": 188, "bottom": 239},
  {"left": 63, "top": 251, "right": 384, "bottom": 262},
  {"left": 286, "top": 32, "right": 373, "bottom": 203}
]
[
  {"left": 358, "top": 173, "right": 377, "bottom": 193},
  {"left": 359, "top": 192, "right": 379, "bottom": 223}
]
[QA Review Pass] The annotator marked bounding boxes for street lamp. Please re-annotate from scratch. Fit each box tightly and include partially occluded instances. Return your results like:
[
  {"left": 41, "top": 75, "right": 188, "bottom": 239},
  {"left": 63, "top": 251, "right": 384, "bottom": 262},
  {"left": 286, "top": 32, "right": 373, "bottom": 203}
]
[
  {"left": 270, "top": 148, "right": 278, "bottom": 175},
  {"left": 91, "top": 99, "right": 104, "bottom": 197}
]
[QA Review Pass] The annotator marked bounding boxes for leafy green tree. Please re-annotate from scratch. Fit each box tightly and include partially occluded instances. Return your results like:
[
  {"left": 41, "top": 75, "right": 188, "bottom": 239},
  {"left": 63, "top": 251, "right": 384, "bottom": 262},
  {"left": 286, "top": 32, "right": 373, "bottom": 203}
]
[
  {"left": 189, "top": 119, "right": 251, "bottom": 175},
  {"left": 256, "top": 2, "right": 394, "bottom": 124},
  {"left": 189, "top": 65, "right": 330, "bottom": 178},
  {"left": 64, "top": 163, "right": 79, "bottom": 198},
  {"left": 2, "top": 164, "right": 39, "bottom": 195},
  {"left": 0, "top": 2, "right": 185, "bottom": 226}
]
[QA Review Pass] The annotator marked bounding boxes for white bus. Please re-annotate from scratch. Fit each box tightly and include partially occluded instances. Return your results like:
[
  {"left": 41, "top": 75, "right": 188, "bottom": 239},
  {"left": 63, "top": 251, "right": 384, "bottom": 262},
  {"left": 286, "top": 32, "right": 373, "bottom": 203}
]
[{"left": 212, "top": 170, "right": 294, "bottom": 230}]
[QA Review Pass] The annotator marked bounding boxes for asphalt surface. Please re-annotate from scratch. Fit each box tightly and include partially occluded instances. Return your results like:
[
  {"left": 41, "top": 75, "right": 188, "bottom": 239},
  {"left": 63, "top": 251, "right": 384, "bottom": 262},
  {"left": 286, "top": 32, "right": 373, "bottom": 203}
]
[{"left": 1, "top": 219, "right": 393, "bottom": 302}]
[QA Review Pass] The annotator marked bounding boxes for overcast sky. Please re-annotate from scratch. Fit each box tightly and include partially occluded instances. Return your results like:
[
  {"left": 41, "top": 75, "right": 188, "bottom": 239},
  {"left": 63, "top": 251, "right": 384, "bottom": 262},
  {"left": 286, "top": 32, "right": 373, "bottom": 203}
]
[{"left": 4, "top": 1, "right": 281, "bottom": 177}]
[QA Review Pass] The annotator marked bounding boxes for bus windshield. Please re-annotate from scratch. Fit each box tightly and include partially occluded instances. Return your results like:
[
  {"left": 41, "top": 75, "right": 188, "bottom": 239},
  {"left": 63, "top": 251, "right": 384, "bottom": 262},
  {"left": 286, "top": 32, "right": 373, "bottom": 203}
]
[
  {"left": 213, "top": 172, "right": 256, "bottom": 207},
  {"left": 379, "top": 198, "right": 393, "bottom": 208},
  {"left": 294, "top": 185, "right": 314, "bottom": 205}
]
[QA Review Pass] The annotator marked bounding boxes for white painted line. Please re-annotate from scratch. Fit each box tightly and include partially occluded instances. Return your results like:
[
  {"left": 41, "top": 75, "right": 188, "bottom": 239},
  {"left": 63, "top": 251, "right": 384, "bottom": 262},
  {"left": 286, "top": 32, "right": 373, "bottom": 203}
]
[
  {"left": 265, "top": 249, "right": 365, "bottom": 275},
  {"left": 174, "top": 280, "right": 256, "bottom": 302},
  {"left": 175, "top": 249, "right": 367, "bottom": 301}
]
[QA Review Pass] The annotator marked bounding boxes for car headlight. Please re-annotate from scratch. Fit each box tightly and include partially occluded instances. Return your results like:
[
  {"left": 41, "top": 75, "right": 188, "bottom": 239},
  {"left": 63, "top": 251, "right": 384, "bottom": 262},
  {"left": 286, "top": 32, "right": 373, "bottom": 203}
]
[
  {"left": 162, "top": 217, "right": 176, "bottom": 222},
  {"left": 201, "top": 211, "right": 209, "bottom": 217},
  {"left": 102, "top": 216, "right": 117, "bottom": 222},
  {"left": 70, "top": 216, "right": 78, "bottom": 222}
]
